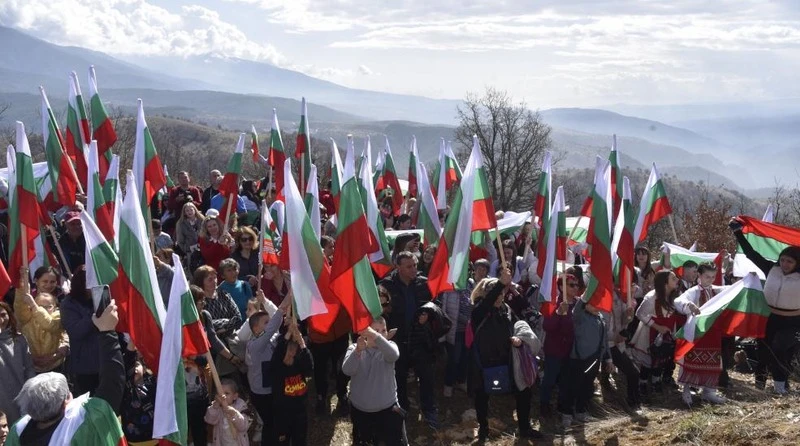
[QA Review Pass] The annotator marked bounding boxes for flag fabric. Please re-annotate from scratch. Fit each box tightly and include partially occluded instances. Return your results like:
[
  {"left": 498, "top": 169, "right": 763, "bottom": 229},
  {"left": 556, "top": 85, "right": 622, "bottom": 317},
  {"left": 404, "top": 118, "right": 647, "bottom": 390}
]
[
  {"left": 373, "top": 149, "right": 385, "bottom": 190},
  {"left": 583, "top": 157, "right": 615, "bottom": 312},
  {"left": 66, "top": 72, "right": 91, "bottom": 190},
  {"left": 633, "top": 163, "right": 673, "bottom": 244},
  {"left": 428, "top": 135, "right": 497, "bottom": 296},
  {"left": 407, "top": 136, "right": 418, "bottom": 199},
  {"left": 163, "top": 165, "right": 175, "bottom": 189},
  {"left": 357, "top": 137, "right": 393, "bottom": 278},
  {"left": 330, "top": 140, "right": 382, "bottom": 332},
  {"left": 608, "top": 135, "right": 623, "bottom": 217},
  {"left": 87, "top": 141, "right": 115, "bottom": 242},
  {"left": 0, "top": 258, "right": 11, "bottom": 300},
  {"left": 8, "top": 122, "right": 41, "bottom": 287},
  {"left": 117, "top": 170, "right": 166, "bottom": 373},
  {"left": 538, "top": 186, "right": 566, "bottom": 316},
  {"left": 611, "top": 176, "right": 636, "bottom": 297},
  {"left": 80, "top": 211, "right": 119, "bottom": 289},
  {"left": 662, "top": 242, "right": 724, "bottom": 285},
  {"left": 296, "top": 97, "right": 313, "bottom": 193},
  {"left": 433, "top": 140, "right": 462, "bottom": 210},
  {"left": 380, "top": 137, "right": 404, "bottom": 217},
  {"left": 268, "top": 109, "right": 287, "bottom": 200},
  {"left": 304, "top": 164, "right": 321, "bottom": 240},
  {"left": 415, "top": 162, "right": 442, "bottom": 247},
  {"left": 733, "top": 211, "right": 784, "bottom": 280},
  {"left": 330, "top": 138, "right": 344, "bottom": 214},
  {"left": 250, "top": 125, "right": 260, "bottom": 163},
  {"left": 534, "top": 151, "right": 552, "bottom": 280},
  {"left": 689, "top": 241, "right": 698, "bottom": 252},
  {"left": 675, "top": 273, "right": 769, "bottom": 361},
  {"left": 133, "top": 99, "right": 166, "bottom": 216},
  {"left": 763, "top": 204, "right": 775, "bottom": 223},
  {"left": 217, "top": 133, "right": 246, "bottom": 225},
  {"left": 40, "top": 87, "right": 79, "bottom": 206},
  {"left": 105, "top": 155, "right": 122, "bottom": 249},
  {"left": 260, "top": 201, "right": 280, "bottom": 265},
  {"left": 88, "top": 65, "right": 117, "bottom": 182}
]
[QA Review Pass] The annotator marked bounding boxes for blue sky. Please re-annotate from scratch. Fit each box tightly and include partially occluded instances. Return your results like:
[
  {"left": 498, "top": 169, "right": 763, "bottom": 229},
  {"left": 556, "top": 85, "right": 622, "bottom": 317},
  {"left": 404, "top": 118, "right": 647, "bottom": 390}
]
[{"left": 3, "top": 0, "right": 800, "bottom": 107}]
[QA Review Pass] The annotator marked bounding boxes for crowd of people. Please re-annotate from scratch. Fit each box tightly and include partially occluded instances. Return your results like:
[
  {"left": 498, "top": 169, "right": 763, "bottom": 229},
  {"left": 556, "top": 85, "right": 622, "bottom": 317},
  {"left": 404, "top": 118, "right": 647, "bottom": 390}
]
[{"left": 0, "top": 167, "right": 798, "bottom": 446}]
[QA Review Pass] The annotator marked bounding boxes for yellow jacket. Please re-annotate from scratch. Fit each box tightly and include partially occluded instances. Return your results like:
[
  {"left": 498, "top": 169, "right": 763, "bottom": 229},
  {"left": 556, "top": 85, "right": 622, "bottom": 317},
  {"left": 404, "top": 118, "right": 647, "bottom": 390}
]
[{"left": 14, "top": 298, "right": 68, "bottom": 370}]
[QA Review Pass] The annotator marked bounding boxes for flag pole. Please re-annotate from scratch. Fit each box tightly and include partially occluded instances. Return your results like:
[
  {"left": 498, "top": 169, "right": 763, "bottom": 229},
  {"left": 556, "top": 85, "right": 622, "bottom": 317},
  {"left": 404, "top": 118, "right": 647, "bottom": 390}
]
[
  {"left": 145, "top": 203, "right": 156, "bottom": 254},
  {"left": 625, "top": 266, "right": 633, "bottom": 308},
  {"left": 668, "top": 214, "right": 679, "bottom": 244},
  {"left": 21, "top": 223, "right": 29, "bottom": 274},
  {"left": 267, "top": 165, "right": 274, "bottom": 202},
  {"left": 223, "top": 193, "right": 236, "bottom": 234},
  {"left": 203, "top": 351, "right": 238, "bottom": 438},
  {"left": 255, "top": 200, "right": 266, "bottom": 293},
  {"left": 566, "top": 216, "right": 583, "bottom": 245},
  {"left": 495, "top": 224, "right": 507, "bottom": 267},
  {"left": 47, "top": 226, "right": 73, "bottom": 278}
]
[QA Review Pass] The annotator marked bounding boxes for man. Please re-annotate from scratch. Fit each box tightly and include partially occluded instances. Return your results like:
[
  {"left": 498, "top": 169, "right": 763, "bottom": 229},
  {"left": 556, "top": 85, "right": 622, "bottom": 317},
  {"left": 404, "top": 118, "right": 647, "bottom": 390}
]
[
  {"left": 379, "top": 251, "right": 437, "bottom": 428},
  {"left": 201, "top": 170, "right": 223, "bottom": 213},
  {"left": 57, "top": 211, "right": 86, "bottom": 274},
  {"left": 7, "top": 301, "right": 125, "bottom": 445},
  {"left": 167, "top": 171, "right": 202, "bottom": 215},
  {"left": 0, "top": 410, "right": 8, "bottom": 445}
]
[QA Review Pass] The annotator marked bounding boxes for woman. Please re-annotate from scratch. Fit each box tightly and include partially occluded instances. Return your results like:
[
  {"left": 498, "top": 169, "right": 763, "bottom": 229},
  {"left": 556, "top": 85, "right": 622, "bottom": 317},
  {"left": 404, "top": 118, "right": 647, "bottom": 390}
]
[
  {"left": 14, "top": 274, "right": 69, "bottom": 374},
  {"left": 630, "top": 270, "right": 684, "bottom": 394},
  {"left": 0, "top": 301, "right": 34, "bottom": 423},
  {"left": 732, "top": 218, "right": 800, "bottom": 394},
  {"left": 539, "top": 274, "right": 578, "bottom": 417},
  {"left": 175, "top": 202, "right": 204, "bottom": 256},
  {"left": 31, "top": 266, "right": 66, "bottom": 304},
  {"left": 193, "top": 265, "right": 242, "bottom": 341},
  {"left": 490, "top": 239, "right": 533, "bottom": 286},
  {"left": 260, "top": 264, "right": 289, "bottom": 308},
  {"left": 231, "top": 227, "right": 260, "bottom": 288},
  {"left": 470, "top": 268, "right": 542, "bottom": 441},
  {"left": 218, "top": 258, "right": 254, "bottom": 318},
  {"left": 61, "top": 267, "right": 103, "bottom": 396},
  {"left": 674, "top": 262, "right": 727, "bottom": 405},
  {"left": 634, "top": 246, "right": 657, "bottom": 300},
  {"left": 418, "top": 245, "right": 436, "bottom": 277},
  {"left": 199, "top": 216, "right": 234, "bottom": 271}
]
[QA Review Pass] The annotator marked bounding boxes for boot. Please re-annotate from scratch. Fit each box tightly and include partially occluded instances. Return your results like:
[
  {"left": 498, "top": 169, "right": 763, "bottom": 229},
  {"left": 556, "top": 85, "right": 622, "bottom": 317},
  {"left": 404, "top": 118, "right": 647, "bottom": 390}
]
[{"left": 774, "top": 381, "right": 788, "bottom": 395}]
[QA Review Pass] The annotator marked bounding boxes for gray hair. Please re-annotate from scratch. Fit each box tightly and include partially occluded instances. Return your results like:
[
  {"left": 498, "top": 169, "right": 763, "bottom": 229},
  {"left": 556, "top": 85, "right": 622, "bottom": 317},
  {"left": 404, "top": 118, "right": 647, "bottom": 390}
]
[
  {"left": 218, "top": 258, "right": 239, "bottom": 274},
  {"left": 15, "top": 372, "right": 70, "bottom": 421}
]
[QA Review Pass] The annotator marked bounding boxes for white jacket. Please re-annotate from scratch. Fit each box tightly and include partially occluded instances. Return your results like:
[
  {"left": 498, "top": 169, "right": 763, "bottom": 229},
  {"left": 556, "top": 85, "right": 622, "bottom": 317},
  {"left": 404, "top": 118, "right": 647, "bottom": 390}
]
[
  {"left": 674, "top": 284, "right": 728, "bottom": 315},
  {"left": 763, "top": 266, "right": 800, "bottom": 313}
]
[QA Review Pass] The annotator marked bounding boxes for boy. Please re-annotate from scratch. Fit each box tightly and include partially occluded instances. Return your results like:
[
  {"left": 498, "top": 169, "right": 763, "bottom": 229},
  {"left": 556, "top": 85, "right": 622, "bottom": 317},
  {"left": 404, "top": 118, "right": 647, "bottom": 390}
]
[
  {"left": 205, "top": 378, "right": 251, "bottom": 446},
  {"left": 343, "top": 317, "right": 408, "bottom": 446},
  {"left": 271, "top": 324, "right": 314, "bottom": 446}
]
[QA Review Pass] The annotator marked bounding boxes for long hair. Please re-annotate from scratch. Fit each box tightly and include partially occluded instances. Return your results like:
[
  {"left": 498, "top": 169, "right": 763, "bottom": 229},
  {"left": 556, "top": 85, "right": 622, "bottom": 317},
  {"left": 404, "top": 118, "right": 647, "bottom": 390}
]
[
  {"left": 176, "top": 202, "right": 204, "bottom": 247},
  {"left": 636, "top": 247, "right": 655, "bottom": 280},
  {"left": 0, "top": 301, "right": 19, "bottom": 337},
  {"left": 653, "top": 270, "right": 676, "bottom": 315},
  {"left": 199, "top": 216, "right": 224, "bottom": 240},
  {"left": 234, "top": 226, "right": 258, "bottom": 253}
]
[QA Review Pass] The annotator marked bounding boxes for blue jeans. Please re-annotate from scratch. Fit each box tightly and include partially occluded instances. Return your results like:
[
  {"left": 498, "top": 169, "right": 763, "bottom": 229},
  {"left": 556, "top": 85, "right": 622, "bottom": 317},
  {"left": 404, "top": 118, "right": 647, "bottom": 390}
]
[
  {"left": 445, "top": 332, "right": 469, "bottom": 386},
  {"left": 539, "top": 355, "right": 567, "bottom": 405}
]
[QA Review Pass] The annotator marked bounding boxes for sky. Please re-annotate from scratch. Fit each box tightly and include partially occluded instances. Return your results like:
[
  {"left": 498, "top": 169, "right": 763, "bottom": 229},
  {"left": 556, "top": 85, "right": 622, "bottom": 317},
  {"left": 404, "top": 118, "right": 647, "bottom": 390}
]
[{"left": 2, "top": 0, "right": 800, "bottom": 108}]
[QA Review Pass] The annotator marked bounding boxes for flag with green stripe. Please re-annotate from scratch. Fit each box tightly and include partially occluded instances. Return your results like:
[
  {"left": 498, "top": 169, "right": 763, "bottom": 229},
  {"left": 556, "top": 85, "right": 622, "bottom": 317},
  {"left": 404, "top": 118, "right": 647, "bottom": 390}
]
[
  {"left": 583, "top": 156, "right": 614, "bottom": 312},
  {"left": 357, "top": 136, "right": 393, "bottom": 278},
  {"left": 133, "top": 99, "right": 166, "bottom": 216},
  {"left": 634, "top": 163, "right": 672, "bottom": 244},
  {"left": 80, "top": 210, "right": 118, "bottom": 289},
  {"left": 88, "top": 65, "right": 117, "bottom": 182},
  {"left": 40, "top": 86, "right": 79, "bottom": 206},
  {"left": 8, "top": 122, "right": 41, "bottom": 286},
  {"left": 66, "top": 71, "right": 91, "bottom": 190}
]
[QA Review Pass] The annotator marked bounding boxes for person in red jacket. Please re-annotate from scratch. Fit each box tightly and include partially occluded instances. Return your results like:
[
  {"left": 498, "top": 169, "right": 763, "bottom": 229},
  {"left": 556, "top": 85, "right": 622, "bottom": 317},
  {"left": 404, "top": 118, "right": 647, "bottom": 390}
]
[
  {"left": 198, "top": 216, "right": 233, "bottom": 271},
  {"left": 168, "top": 171, "right": 202, "bottom": 215}
]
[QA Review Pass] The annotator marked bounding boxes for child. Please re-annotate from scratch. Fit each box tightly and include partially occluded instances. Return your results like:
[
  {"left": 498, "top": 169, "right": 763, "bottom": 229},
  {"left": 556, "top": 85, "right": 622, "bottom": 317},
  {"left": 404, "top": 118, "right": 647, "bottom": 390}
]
[
  {"left": 204, "top": 379, "right": 251, "bottom": 446},
  {"left": 271, "top": 323, "right": 314, "bottom": 446},
  {"left": 120, "top": 355, "right": 156, "bottom": 445},
  {"left": 342, "top": 317, "right": 407, "bottom": 446},
  {"left": 406, "top": 302, "right": 439, "bottom": 429}
]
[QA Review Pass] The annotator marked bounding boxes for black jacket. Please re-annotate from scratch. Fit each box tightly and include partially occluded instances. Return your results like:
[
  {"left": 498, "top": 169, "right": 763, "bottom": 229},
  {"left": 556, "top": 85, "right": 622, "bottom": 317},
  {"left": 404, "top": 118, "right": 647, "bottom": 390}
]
[
  {"left": 471, "top": 281, "right": 516, "bottom": 368},
  {"left": 380, "top": 271, "right": 433, "bottom": 344}
]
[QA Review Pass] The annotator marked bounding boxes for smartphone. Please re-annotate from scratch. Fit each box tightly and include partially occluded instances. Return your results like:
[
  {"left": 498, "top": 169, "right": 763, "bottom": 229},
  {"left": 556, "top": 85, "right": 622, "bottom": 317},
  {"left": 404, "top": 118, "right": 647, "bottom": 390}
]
[{"left": 92, "top": 286, "right": 111, "bottom": 318}]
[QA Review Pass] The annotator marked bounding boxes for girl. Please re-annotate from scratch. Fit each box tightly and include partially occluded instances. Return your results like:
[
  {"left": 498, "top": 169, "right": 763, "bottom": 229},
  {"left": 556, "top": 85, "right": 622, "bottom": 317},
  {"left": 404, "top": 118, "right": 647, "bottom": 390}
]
[
  {"left": 14, "top": 276, "right": 69, "bottom": 374},
  {"left": 31, "top": 266, "right": 66, "bottom": 304},
  {"left": 418, "top": 245, "right": 436, "bottom": 277},
  {"left": 204, "top": 379, "right": 251, "bottom": 446},
  {"left": 176, "top": 202, "right": 205, "bottom": 256},
  {"left": 634, "top": 246, "right": 657, "bottom": 300},
  {"left": 199, "top": 216, "right": 234, "bottom": 271}
]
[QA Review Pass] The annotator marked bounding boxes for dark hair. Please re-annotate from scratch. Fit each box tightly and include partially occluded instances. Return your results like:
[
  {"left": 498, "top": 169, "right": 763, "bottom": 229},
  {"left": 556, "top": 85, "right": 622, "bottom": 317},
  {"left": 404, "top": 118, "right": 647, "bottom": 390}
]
[
  {"left": 635, "top": 247, "right": 655, "bottom": 279},
  {"left": 683, "top": 260, "right": 699, "bottom": 270},
  {"left": 0, "top": 301, "right": 19, "bottom": 336},
  {"left": 248, "top": 311, "right": 269, "bottom": 331},
  {"left": 654, "top": 270, "right": 676, "bottom": 315},
  {"left": 320, "top": 235, "right": 335, "bottom": 250},
  {"left": 395, "top": 251, "right": 417, "bottom": 265},
  {"left": 190, "top": 285, "right": 205, "bottom": 303},
  {"left": 779, "top": 246, "right": 800, "bottom": 273},
  {"left": 397, "top": 214, "right": 412, "bottom": 224},
  {"left": 697, "top": 262, "right": 718, "bottom": 276},
  {"left": 68, "top": 266, "right": 89, "bottom": 302},
  {"left": 33, "top": 266, "right": 60, "bottom": 282},
  {"left": 151, "top": 219, "right": 162, "bottom": 232},
  {"left": 220, "top": 378, "right": 239, "bottom": 394}
]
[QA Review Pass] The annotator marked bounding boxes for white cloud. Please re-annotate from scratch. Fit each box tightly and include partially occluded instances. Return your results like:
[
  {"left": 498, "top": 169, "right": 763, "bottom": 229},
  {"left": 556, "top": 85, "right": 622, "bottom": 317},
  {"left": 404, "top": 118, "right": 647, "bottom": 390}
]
[{"left": 358, "top": 64, "right": 373, "bottom": 75}]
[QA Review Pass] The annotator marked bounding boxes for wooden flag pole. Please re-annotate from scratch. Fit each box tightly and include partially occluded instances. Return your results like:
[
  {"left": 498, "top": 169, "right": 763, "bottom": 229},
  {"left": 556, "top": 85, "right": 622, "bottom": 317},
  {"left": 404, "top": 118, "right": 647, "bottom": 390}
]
[
  {"left": 145, "top": 204, "right": 156, "bottom": 254},
  {"left": 47, "top": 226, "right": 73, "bottom": 278},
  {"left": 625, "top": 266, "right": 633, "bottom": 308},
  {"left": 267, "top": 166, "right": 274, "bottom": 202},
  {"left": 667, "top": 214, "right": 679, "bottom": 244},
  {"left": 255, "top": 201, "right": 266, "bottom": 293},
  {"left": 223, "top": 193, "right": 236, "bottom": 234},
  {"left": 21, "top": 223, "right": 29, "bottom": 274},
  {"left": 203, "top": 351, "right": 238, "bottom": 438},
  {"left": 566, "top": 216, "right": 583, "bottom": 246},
  {"left": 495, "top": 224, "right": 507, "bottom": 267}
]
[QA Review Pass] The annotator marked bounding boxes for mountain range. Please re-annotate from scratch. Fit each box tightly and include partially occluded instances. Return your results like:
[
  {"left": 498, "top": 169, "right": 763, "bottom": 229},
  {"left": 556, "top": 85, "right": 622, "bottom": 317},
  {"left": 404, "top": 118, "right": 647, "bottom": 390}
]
[{"left": 0, "top": 25, "right": 792, "bottom": 192}]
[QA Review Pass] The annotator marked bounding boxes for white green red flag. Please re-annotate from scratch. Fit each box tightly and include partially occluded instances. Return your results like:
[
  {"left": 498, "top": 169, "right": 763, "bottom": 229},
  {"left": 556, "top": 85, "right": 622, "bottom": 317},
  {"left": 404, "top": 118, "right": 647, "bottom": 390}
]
[
  {"left": 66, "top": 71, "right": 91, "bottom": 190},
  {"left": 330, "top": 140, "right": 382, "bottom": 332},
  {"left": 763, "top": 204, "right": 775, "bottom": 223},
  {"left": 133, "top": 99, "right": 166, "bottom": 216},
  {"left": 373, "top": 148, "right": 385, "bottom": 190},
  {"left": 217, "top": 133, "right": 246, "bottom": 225},
  {"left": 8, "top": 123, "right": 41, "bottom": 286},
  {"left": 380, "top": 137, "right": 404, "bottom": 216},
  {"left": 269, "top": 109, "right": 287, "bottom": 200},
  {"left": 87, "top": 141, "right": 115, "bottom": 242},
  {"left": 88, "top": 66, "right": 117, "bottom": 182},
  {"left": 534, "top": 151, "right": 552, "bottom": 280},
  {"left": 675, "top": 273, "right": 769, "bottom": 360},
  {"left": 260, "top": 201, "right": 280, "bottom": 265},
  {"left": 428, "top": 135, "right": 497, "bottom": 296},
  {"left": 733, "top": 212, "right": 785, "bottom": 280},
  {"left": 633, "top": 163, "right": 673, "bottom": 244},
  {"left": 358, "top": 136, "right": 393, "bottom": 278},
  {"left": 611, "top": 176, "right": 636, "bottom": 298},
  {"left": 330, "top": 138, "right": 344, "bottom": 214},
  {"left": 608, "top": 134, "right": 623, "bottom": 218},
  {"left": 105, "top": 155, "right": 122, "bottom": 249},
  {"left": 296, "top": 97, "right": 313, "bottom": 193},
  {"left": 661, "top": 242, "right": 724, "bottom": 285},
  {"left": 117, "top": 170, "right": 166, "bottom": 373},
  {"left": 80, "top": 210, "right": 119, "bottom": 289},
  {"left": 163, "top": 165, "right": 175, "bottom": 189},
  {"left": 433, "top": 139, "right": 462, "bottom": 210},
  {"left": 538, "top": 186, "right": 566, "bottom": 316},
  {"left": 583, "top": 156, "right": 614, "bottom": 312},
  {"left": 304, "top": 164, "right": 321, "bottom": 240},
  {"left": 407, "top": 136, "right": 418, "bottom": 199},
  {"left": 40, "top": 86, "right": 79, "bottom": 206},
  {"left": 415, "top": 162, "right": 442, "bottom": 247},
  {"left": 250, "top": 124, "right": 260, "bottom": 163}
]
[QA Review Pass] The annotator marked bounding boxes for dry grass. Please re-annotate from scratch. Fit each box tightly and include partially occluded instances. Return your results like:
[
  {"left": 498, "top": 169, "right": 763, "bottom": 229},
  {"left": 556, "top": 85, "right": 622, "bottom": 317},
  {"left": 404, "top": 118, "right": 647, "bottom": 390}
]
[{"left": 306, "top": 370, "right": 800, "bottom": 446}]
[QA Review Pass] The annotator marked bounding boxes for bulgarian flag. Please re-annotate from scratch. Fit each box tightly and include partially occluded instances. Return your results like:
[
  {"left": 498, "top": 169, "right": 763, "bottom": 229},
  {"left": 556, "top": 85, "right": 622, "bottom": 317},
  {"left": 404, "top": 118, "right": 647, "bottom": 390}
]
[
  {"left": 105, "top": 155, "right": 122, "bottom": 249},
  {"left": 633, "top": 163, "right": 672, "bottom": 244},
  {"left": 40, "top": 86, "right": 79, "bottom": 205},
  {"left": 373, "top": 149, "right": 385, "bottom": 190},
  {"left": 250, "top": 124, "right": 260, "bottom": 163},
  {"left": 163, "top": 165, "right": 175, "bottom": 189},
  {"left": 583, "top": 156, "right": 614, "bottom": 312},
  {"left": 534, "top": 151, "right": 552, "bottom": 280},
  {"left": 330, "top": 138, "right": 344, "bottom": 214},
  {"left": 5, "top": 393, "right": 126, "bottom": 446},
  {"left": 330, "top": 140, "right": 382, "bottom": 332},
  {"left": 153, "top": 254, "right": 209, "bottom": 446},
  {"left": 87, "top": 141, "right": 115, "bottom": 242},
  {"left": 217, "top": 133, "right": 246, "bottom": 225},
  {"left": 538, "top": 186, "right": 566, "bottom": 316},
  {"left": 8, "top": 122, "right": 41, "bottom": 286},
  {"left": 608, "top": 134, "right": 623, "bottom": 217},
  {"left": 733, "top": 212, "right": 789, "bottom": 280},
  {"left": 260, "top": 201, "right": 280, "bottom": 265},
  {"left": 133, "top": 99, "right": 166, "bottom": 216},
  {"left": 304, "top": 164, "right": 321, "bottom": 240},
  {"left": 428, "top": 135, "right": 497, "bottom": 296},
  {"left": 611, "top": 176, "right": 636, "bottom": 299},
  {"left": 88, "top": 65, "right": 117, "bottom": 182},
  {"left": 357, "top": 137, "right": 393, "bottom": 278},
  {"left": 296, "top": 97, "right": 313, "bottom": 193},
  {"left": 675, "top": 273, "right": 769, "bottom": 360},
  {"left": 117, "top": 170, "right": 166, "bottom": 373},
  {"left": 407, "top": 136, "right": 419, "bottom": 199},
  {"left": 433, "top": 139, "right": 462, "bottom": 209},
  {"left": 415, "top": 162, "right": 442, "bottom": 247},
  {"left": 661, "top": 242, "right": 724, "bottom": 285},
  {"left": 762, "top": 204, "right": 775, "bottom": 224},
  {"left": 269, "top": 109, "right": 286, "bottom": 200},
  {"left": 66, "top": 71, "right": 91, "bottom": 190},
  {"left": 381, "top": 137, "right": 404, "bottom": 216},
  {"left": 80, "top": 210, "right": 119, "bottom": 289}
]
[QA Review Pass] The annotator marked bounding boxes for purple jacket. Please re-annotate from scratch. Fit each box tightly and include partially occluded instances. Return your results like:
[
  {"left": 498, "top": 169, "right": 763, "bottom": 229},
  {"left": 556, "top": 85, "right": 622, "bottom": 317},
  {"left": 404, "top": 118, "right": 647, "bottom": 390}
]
[{"left": 542, "top": 300, "right": 575, "bottom": 359}]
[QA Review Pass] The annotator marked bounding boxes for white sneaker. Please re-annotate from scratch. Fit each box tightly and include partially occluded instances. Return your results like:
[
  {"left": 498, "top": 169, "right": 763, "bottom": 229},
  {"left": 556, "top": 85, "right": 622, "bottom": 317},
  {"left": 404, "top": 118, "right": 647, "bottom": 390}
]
[
  {"left": 682, "top": 388, "right": 693, "bottom": 407},
  {"left": 701, "top": 388, "right": 726, "bottom": 404},
  {"left": 774, "top": 381, "right": 788, "bottom": 395},
  {"left": 561, "top": 414, "right": 573, "bottom": 430},
  {"left": 443, "top": 386, "right": 453, "bottom": 398}
]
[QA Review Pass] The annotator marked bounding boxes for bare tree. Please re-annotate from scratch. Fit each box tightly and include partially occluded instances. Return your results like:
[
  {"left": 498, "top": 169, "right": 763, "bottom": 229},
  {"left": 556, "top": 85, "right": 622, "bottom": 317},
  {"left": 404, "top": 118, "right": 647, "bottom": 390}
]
[{"left": 454, "top": 87, "right": 552, "bottom": 211}]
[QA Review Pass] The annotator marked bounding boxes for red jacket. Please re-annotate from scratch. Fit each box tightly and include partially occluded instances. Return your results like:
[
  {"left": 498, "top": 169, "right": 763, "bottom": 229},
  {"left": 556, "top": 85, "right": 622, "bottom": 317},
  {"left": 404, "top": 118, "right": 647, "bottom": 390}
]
[
  {"left": 199, "top": 237, "right": 232, "bottom": 271},
  {"left": 168, "top": 186, "right": 202, "bottom": 215}
]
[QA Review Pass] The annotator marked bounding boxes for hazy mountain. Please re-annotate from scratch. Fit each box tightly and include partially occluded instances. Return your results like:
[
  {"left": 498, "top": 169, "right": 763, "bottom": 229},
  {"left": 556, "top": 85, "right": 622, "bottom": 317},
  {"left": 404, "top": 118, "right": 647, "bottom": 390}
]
[{"left": 604, "top": 99, "right": 800, "bottom": 123}]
